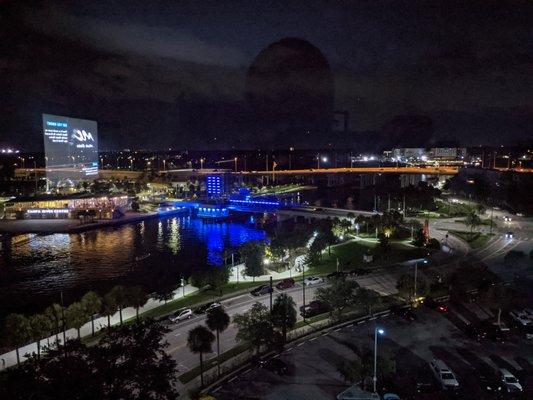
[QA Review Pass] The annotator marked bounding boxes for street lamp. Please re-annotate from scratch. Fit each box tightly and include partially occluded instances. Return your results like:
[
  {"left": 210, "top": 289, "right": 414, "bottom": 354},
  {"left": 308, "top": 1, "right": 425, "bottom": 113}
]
[{"left": 373, "top": 327, "right": 385, "bottom": 393}]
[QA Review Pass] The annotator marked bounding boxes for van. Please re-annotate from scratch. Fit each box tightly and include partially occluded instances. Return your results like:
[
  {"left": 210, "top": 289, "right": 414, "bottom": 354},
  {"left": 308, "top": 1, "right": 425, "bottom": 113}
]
[{"left": 429, "top": 359, "right": 460, "bottom": 389}]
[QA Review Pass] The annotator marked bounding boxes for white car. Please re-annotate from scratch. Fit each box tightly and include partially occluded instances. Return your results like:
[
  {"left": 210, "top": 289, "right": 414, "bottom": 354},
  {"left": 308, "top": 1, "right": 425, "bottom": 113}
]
[
  {"left": 499, "top": 369, "right": 522, "bottom": 393},
  {"left": 510, "top": 310, "right": 532, "bottom": 326},
  {"left": 304, "top": 276, "right": 323, "bottom": 286},
  {"left": 169, "top": 308, "right": 193, "bottom": 323},
  {"left": 430, "top": 359, "right": 460, "bottom": 389},
  {"left": 382, "top": 394, "right": 401, "bottom": 400}
]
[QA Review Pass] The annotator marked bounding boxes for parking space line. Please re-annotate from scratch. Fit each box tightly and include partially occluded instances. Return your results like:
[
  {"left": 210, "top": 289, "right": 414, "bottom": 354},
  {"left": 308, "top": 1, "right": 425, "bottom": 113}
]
[
  {"left": 228, "top": 376, "right": 237, "bottom": 383},
  {"left": 309, "top": 337, "right": 318, "bottom": 341},
  {"left": 334, "top": 328, "right": 341, "bottom": 332},
  {"left": 297, "top": 342, "right": 304, "bottom": 347},
  {"left": 243, "top": 368, "right": 251, "bottom": 375}
]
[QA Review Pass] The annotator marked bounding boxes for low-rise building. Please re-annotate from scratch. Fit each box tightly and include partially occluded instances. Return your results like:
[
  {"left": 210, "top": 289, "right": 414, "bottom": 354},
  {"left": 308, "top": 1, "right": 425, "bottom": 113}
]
[{"left": 3, "top": 193, "right": 130, "bottom": 220}]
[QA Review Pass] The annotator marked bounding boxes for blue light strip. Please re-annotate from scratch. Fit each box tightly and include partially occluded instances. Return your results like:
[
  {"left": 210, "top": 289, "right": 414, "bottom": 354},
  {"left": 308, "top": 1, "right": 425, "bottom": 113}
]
[{"left": 229, "top": 199, "right": 279, "bottom": 206}]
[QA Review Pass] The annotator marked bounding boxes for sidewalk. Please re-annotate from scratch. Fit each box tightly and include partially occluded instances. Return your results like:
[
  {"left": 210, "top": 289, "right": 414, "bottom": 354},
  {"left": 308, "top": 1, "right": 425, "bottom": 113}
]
[{"left": 0, "top": 283, "right": 198, "bottom": 370}]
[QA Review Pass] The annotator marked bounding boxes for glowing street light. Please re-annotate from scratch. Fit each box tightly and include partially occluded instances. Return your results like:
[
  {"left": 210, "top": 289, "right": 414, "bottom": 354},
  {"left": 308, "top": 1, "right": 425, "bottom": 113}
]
[{"left": 373, "top": 327, "right": 385, "bottom": 393}]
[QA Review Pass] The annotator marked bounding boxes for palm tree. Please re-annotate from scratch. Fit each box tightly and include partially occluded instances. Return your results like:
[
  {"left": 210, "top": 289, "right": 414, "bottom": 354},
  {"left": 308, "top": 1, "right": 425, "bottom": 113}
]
[
  {"left": 356, "top": 288, "right": 380, "bottom": 315},
  {"left": 465, "top": 211, "right": 482, "bottom": 233},
  {"left": 66, "top": 302, "right": 88, "bottom": 339},
  {"left": 44, "top": 303, "right": 63, "bottom": 344},
  {"left": 187, "top": 325, "right": 215, "bottom": 387},
  {"left": 206, "top": 307, "right": 230, "bottom": 377},
  {"left": 271, "top": 293, "right": 297, "bottom": 344},
  {"left": 127, "top": 285, "right": 148, "bottom": 319},
  {"left": 81, "top": 291, "right": 102, "bottom": 336},
  {"left": 102, "top": 292, "right": 118, "bottom": 328},
  {"left": 109, "top": 285, "right": 128, "bottom": 325},
  {"left": 4, "top": 313, "right": 31, "bottom": 364},
  {"left": 29, "top": 314, "right": 51, "bottom": 358}
]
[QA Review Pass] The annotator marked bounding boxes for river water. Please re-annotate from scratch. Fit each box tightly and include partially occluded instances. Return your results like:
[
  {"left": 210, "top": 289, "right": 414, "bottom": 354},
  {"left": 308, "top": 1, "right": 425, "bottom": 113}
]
[{"left": 0, "top": 215, "right": 265, "bottom": 317}]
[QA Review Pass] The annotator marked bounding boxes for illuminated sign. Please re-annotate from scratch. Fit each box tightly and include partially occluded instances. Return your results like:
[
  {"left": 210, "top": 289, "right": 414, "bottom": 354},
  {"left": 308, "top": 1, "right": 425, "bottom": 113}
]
[
  {"left": 26, "top": 209, "right": 69, "bottom": 214},
  {"left": 42, "top": 114, "right": 99, "bottom": 181}
]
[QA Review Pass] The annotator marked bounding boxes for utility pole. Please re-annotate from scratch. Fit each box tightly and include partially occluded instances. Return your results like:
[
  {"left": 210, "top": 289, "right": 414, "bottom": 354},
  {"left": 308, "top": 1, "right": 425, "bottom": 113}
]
[
  {"left": 489, "top": 204, "right": 494, "bottom": 235},
  {"left": 414, "top": 262, "right": 418, "bottom": 299},
  {"left": 266, "top": 154, "right": 269, "bottom": 172},
  {"left": 302, "top": 261, "right": 306, "bottom": 321},
  {"left": 387, "top": 194, "right": 391, "bottom": 212},
  {"left": 373, "top": 327, "right": 385, "bottom": 393},
  {"left": 403, "top": 195, "right": 406, "bottom": 217},
  {"left": 232, "top": 253, "right": 237, "bottom": 284},
  {"left": 60, "top": 291, "right": 66, "bottom": 344},
  {"left": 269, "top": 276, "right": 273, "bottom": 313}
]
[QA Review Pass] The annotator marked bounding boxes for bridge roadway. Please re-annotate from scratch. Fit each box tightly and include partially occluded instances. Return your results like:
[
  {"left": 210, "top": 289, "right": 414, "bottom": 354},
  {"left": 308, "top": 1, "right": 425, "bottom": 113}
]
[{"left": 233, "top": 166, "right": 459, "bottom": 175}]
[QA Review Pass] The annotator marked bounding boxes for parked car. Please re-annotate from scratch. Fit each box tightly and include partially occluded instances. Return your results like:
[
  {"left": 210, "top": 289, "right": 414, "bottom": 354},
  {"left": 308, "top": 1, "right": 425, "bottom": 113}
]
[
  {"left": 510, "top": 310, "right": 532, "bottom": 327},
  {"left": 503, "top": 216, "right": 512, "bottom": 222},
  {"left": 262, "top": 358, "right": 289, "bottom": 375},
  {"left": 477, "top": 366, "right": 503, "bottom": 394},
  {"left": 276, "top": 278, "right": 295, "bottom": 290},
  {"left": 390, "top": 305, "right": 417, "bottom": 322},
  {"left": 429, "top": 359, "right": 460, "bottom": 390},
  {"left": 382, "top": 394, "right": 401, "bottom": 400},
  {"left": 250, "top": 284, "right": 273, "bottom": 296},
  {"left": 424, "top": 296, "right": 449, "bottom": 313},
  {"left": 463, "top": 323, "right": 485, "bottom": 341},
  {"left": 327, "top": 271, "right": 347, "bottom": 280},
  {"left": 499, "top": 369, "right": 522, "bottom": 393},
  {"left": 478, "top": 321, "right": 509, "bottom": 343},
  {"left": 303, "top": 276, "right": 323, "bottom": 286},
  {"left": 169, "top": 308, "right": 193, "bottom": 323},
  {"left": 299, "top": 300, "right": 330, "bottom": 318},
  {"left": 194, "top": 302, "right": 221, "bottom": 314},
  {"left": 349, "top": 268, "right": 370, "bottom": 276}
]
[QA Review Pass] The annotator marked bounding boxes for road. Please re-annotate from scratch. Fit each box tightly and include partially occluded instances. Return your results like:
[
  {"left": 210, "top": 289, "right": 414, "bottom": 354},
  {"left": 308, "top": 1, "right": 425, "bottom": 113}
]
[{"left": 166, "top": 210, "right": 533, "bottom": 382}]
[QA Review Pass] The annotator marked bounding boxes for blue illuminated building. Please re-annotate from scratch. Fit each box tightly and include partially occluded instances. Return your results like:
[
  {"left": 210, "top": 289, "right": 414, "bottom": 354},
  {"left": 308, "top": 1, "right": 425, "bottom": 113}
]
[{"left": 206, "top": 175, "right": 224, "bottom": 197}]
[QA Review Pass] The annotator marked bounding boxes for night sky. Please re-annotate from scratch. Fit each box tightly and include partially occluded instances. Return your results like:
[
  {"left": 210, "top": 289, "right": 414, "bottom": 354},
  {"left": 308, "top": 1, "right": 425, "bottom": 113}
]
[{"left": 0, "top": 0, "right": 531, "bottom": 150}]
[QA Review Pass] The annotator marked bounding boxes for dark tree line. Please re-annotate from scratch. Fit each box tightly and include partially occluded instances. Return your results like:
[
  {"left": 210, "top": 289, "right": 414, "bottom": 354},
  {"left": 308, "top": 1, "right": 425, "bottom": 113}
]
[{"left": 0, "top": 319, "right": 179, "bottom": 400}]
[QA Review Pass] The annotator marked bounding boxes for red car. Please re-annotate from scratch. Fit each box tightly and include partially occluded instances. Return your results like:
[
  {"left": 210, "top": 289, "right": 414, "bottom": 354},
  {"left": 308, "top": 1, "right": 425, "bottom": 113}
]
[{"left": 276, "top": 278, "right": 295, "bottom": 290}]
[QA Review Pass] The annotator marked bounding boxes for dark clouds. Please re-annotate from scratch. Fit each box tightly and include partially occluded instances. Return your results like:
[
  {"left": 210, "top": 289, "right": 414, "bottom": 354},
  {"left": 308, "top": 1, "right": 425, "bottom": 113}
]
[{"left": 0, "top": 0, "right": 531, "bottom": 150}]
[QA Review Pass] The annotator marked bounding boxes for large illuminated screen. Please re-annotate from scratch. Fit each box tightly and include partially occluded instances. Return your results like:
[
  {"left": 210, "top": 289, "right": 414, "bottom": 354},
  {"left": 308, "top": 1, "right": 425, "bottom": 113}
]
[{"left": 42, "top": 114, "right": 99, "bottom": 181}]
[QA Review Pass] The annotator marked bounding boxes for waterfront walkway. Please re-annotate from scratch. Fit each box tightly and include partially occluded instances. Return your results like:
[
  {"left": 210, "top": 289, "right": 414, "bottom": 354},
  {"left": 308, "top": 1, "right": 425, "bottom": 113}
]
[
  {"left": 0, "top": 211, "right": 160, "bottom": 234},
  {"left": 0, "top": 283, "right": 198, "bottom": 370}
]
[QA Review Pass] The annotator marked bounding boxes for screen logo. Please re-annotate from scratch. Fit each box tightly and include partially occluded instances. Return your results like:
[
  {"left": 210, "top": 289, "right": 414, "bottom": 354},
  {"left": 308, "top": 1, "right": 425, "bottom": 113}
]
[{"left": 72, "top": 129, "right": 95, "bottom": 142}]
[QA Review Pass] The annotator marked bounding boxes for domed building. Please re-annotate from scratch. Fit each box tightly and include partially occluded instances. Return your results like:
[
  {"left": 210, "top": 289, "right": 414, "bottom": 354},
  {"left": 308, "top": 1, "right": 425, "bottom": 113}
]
[{"left": 246, "top": 38, "right": 334, "bottom": 148}]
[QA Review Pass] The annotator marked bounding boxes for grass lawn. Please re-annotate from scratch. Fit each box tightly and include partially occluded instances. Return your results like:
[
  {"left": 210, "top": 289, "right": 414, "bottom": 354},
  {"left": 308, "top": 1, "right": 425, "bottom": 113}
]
[
  {"left": 448, "top": 230, "right": 493, "bottom": 249},
  {"left": 433, "top": 200, "right": 474, "bottom": 218},
  {"left": 454, "top": 218, "right": 497, "bottom": 228},
  {"left": 307, "top": 239, "right": 429, "bottom": 276}
]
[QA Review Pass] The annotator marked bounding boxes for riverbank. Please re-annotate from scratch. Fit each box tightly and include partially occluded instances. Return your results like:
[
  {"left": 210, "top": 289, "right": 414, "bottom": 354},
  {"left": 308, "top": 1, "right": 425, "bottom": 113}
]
[{"left": 0, "top": 210, "right": 184, "bottom": 234}]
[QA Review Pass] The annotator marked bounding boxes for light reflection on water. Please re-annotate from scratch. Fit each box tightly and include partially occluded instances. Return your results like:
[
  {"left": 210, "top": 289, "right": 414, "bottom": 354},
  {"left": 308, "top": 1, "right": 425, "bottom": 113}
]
[{"left": 0, "top": 216, "right": 265, "bottom": 316}]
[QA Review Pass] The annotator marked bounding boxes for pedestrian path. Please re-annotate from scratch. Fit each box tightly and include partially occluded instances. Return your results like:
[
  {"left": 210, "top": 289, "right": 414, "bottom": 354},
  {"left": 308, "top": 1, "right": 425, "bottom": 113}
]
[{"left": 0, "top": 284, "right": 198, "bottom": 370}]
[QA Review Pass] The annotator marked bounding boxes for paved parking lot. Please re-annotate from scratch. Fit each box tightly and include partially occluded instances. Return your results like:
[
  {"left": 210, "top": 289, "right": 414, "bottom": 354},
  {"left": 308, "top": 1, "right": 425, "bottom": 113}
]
[{"left": 213, "top": 298, "right": 533, "bottom": 399}]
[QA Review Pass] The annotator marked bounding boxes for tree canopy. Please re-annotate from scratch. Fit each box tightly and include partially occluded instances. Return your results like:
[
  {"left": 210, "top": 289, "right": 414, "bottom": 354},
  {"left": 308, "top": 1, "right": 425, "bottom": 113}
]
[{"left": 0, "top": 319, "right": 179, "bottom": 400}]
